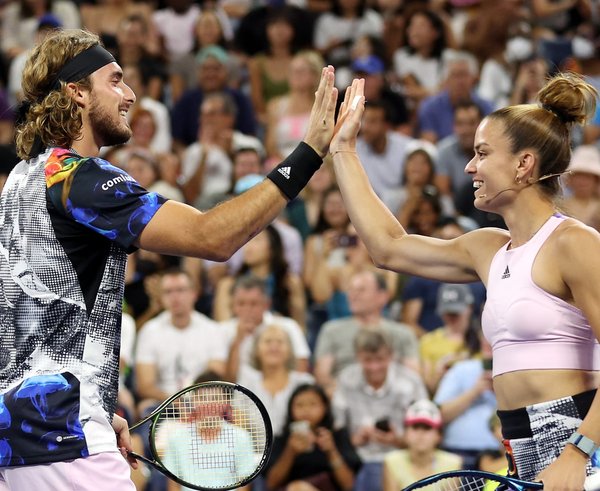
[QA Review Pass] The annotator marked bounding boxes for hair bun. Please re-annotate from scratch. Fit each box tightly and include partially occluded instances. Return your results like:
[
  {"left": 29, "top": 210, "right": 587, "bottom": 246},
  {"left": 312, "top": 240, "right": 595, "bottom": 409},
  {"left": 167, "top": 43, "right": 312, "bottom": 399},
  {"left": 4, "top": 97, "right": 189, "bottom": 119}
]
[{"left": 537, "top": 72, "right": 597, "bottom": 126}]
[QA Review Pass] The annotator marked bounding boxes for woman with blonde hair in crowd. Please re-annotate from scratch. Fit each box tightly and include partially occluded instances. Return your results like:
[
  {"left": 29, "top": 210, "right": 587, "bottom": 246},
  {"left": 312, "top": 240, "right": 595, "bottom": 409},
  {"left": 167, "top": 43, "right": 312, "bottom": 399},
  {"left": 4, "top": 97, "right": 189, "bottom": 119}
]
[
  {"left": 265, "top": 50, "right": 324, "bottom": 162},
  {"left": 237, "top": 325, "right": 314, "bottom": 436}
]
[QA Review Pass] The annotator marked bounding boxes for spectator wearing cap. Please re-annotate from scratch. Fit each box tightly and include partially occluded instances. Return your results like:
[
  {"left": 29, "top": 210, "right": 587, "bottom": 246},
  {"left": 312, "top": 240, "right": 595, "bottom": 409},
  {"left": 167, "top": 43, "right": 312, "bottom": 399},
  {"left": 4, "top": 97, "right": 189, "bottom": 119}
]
[
  {"left": 7, "top": 14, "right": 62, "bottom": 105},
  {"left": 561, "top": 145, "right": 600, "bottom": 231},
  {"left": 179, "top": 91, "right": 263, "bottom": 209},
  {"left": 351, "top": 55, "right": 410, "bottom": 134},
  {"left": 419, "top": 283, "right": 480, "bottom": 395},
  {"left": 382, "top": 399, "right": 462, "bottom": 490},
  {"left": 332, "top": 329, "right": 427, "bottom": 491},
  {"left": 417, "top": 50, "right": 493, "bottom": 144},
  {"left": 171, "top": 45, "right": 257, "bottom": 153},
  {"left": 354, "top": 100, "right": 415, "bottom": 213}
]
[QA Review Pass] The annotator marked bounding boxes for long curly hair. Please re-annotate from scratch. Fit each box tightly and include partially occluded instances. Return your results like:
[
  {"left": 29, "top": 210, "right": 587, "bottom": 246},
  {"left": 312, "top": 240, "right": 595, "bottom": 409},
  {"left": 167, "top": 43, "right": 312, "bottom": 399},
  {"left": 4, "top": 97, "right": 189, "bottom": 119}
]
[{"left": 16, "top": 29, "right": 100, "bottom": 160}]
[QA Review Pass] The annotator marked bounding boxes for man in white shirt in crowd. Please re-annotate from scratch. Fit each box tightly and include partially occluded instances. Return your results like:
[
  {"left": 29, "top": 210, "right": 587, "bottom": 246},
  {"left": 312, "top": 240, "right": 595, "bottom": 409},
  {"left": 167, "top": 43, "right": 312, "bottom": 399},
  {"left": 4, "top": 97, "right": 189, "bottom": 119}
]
[
  {"left": 135, "top": 268, "right": 226, "bottom": 413},
  {"left": 218, "top": 276, "right": 310, "bottom": 381}
]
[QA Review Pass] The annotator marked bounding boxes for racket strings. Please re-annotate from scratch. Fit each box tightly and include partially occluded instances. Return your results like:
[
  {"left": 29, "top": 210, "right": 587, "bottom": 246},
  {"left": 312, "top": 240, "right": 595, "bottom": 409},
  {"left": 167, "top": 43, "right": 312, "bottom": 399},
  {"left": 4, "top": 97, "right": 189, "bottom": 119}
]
[{"left": 153, "top": 384, "right": 268, "bottom": 489}]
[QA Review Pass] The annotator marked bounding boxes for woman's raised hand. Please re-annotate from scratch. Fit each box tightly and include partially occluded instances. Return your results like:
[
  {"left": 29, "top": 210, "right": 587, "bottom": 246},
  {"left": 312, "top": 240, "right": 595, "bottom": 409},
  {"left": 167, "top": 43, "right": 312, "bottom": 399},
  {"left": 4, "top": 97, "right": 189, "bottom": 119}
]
[{"left": 330, "top": 78, "right": 365, "bottom": 156}]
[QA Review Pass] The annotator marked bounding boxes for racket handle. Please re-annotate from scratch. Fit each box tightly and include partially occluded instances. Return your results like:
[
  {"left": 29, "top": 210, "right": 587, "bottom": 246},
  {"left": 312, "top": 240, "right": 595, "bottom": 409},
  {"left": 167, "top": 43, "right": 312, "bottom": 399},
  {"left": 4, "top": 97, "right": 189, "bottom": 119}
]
[
  {"left": 584, "top": 472, "right": 600, "bottom": 491},
  {"left": 127, "top": 450, "right": 157, "bottom": 468}
]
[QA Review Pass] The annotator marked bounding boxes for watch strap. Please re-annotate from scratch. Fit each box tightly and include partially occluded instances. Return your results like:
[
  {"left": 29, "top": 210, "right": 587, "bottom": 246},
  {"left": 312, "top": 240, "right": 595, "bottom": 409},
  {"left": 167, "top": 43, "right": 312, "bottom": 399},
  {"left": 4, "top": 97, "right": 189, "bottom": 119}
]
[{"left": 568, "top": 431, "right": 600, "bottom": 458}]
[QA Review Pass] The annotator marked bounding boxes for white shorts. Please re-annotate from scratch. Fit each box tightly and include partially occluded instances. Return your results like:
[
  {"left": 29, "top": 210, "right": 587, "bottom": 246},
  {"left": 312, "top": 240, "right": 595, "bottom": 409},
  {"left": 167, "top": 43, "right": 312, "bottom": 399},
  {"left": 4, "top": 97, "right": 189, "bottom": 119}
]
[{"left": 0, "top": 452, "right": 136, "bottom": 491}]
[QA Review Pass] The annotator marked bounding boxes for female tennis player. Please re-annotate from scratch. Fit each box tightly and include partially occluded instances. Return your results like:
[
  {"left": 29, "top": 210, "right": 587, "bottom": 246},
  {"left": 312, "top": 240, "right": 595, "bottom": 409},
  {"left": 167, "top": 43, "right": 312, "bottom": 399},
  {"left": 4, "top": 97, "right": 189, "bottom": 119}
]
[{"left": 330, "top": 76, "right": 600, "bottom": 491}]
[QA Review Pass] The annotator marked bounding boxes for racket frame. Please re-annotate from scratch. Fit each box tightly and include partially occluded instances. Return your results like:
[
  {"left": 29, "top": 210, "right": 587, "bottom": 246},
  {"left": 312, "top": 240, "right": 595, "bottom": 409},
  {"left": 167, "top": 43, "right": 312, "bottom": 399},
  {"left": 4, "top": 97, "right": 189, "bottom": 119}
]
[
  {"left": 402, "top": 469, "right": 543, "bottom": 491},
  {"left": 128, "top": 381, "right": 273, "bottom": 490}
]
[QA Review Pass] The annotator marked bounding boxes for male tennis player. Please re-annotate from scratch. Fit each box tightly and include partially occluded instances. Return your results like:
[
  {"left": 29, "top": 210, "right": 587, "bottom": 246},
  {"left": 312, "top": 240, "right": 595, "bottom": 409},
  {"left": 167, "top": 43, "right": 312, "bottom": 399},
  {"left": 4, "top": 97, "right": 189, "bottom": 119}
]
[{"left": 0, "top": 29, "right": 337, "bottom": 490}]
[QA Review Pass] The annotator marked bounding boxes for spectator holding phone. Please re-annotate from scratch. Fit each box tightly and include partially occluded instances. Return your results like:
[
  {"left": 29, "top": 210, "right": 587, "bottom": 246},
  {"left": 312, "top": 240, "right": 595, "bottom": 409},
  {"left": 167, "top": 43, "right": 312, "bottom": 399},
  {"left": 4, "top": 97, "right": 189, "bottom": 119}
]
[
  {"left": 265, "top": 384, "right": 362, "bottom": 491},
  {"left": 332, "top": 329, "right": 427, "bottom": 491},
  {"left": 433, "top": 331, "right": 498, "bottom": 469}
]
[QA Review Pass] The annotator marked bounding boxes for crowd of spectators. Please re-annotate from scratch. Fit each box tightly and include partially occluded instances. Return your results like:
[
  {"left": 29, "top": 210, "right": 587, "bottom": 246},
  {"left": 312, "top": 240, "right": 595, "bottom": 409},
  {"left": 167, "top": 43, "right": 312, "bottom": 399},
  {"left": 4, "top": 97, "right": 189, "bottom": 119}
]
[{"left": 2, "top": 0, "right": 600, "bottom": 490}]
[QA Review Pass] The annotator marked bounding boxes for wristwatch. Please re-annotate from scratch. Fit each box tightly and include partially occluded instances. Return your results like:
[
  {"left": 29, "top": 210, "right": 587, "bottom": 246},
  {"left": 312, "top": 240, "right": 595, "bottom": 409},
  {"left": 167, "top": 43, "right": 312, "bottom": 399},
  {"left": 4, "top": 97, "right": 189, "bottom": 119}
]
[{"left": 567, "top": 431, "right": 600, "bottom": 458}]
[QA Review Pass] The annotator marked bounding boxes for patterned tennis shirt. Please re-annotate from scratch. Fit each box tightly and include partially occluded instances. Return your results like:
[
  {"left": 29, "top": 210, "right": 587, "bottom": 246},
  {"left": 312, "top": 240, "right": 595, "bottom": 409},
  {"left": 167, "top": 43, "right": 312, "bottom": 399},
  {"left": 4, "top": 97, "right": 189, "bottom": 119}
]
[{"left": 0, "top": 148, "right": 166, "bottom": 466}]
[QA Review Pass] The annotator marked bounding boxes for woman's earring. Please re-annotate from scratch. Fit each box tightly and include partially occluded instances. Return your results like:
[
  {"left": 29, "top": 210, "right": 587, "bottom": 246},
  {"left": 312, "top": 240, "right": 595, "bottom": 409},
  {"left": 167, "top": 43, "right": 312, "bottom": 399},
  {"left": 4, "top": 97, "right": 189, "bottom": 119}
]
[{"left": 515, "top": 174, "right": 522, "bottom": 184}]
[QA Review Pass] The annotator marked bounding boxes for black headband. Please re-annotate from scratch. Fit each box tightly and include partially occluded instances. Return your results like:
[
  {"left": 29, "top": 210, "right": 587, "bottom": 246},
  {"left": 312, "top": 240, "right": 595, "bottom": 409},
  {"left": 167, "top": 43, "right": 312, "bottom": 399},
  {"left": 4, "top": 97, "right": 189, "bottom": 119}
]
[{"left": 50, "top": 44, "right": 116, "bottom": 90}]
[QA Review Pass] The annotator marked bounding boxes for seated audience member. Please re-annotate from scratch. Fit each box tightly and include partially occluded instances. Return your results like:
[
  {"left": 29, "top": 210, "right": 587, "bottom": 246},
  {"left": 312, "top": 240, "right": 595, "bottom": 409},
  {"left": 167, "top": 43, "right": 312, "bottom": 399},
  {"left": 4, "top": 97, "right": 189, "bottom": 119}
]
[
  {"left": 200, "top": 147, "right": 264, "bottom": 209},
  {"left": 135, "top": 268, "right": 226, "bottom": 412},
  {"left": 265, "top": 384, "right": 362, "bottom": 491},
  {"left": 238, "top": 325, "right": 314, "bottom": 435},
  {"left": 312, "top": 0, "right": 383, "bottom": 76},
  {"left": 167, "top": 8, "right": 232, "bottom": 105},
  {"left": 394, "top": 147, "right": 454, "bottom": 224},
  {"left": 419, "top": 283, "right": 479, "bottom": 395},
  {"left": 355, "top": 101, "right": 415, "bottom": 213},
  {"left": 153, "top": 151, "right": 185, "bottom": 203},
  {"left": 213, "top": 225, "right": 306, "bottom": 326},
  {"left": 122, "top": 63, "right": 172, "bottom": 154},
  {"left": 291, "top": 162, "right": 336, "bottom": 241},
  {"left": 417, "top": 50, "right": 493, "bottom": 144},
  {"left": 350, "top": 55, "right": 410, "bottom": 134},
  {"left": 180, "top": 91, "right": 264, "bottom": 208},
  {"left": 171, "top": 45, "right": 257, "bottom": 152},
  {"left": 434, "top": 333, "right": 498, "bottom": 469},
  {"left": 508, "top": 57, "right": 549, "bottom": 106},
  {"left": 303, "top": 186, "right": 353, "bottom": 297},
  {"left": 333, "top": 330, "right": 428, "bottom": 491},
  {"left": 265, "top": 50, "right": 323, "bottom": 162},
  {"left": 434, "top": 101, "right": 484, "bottom": 206},
  {"left": 308, "top": 226, "right": 397, "bottom": 325},
  {"left": 247, "top": 8, "right": 295, "bottom": 126},
  {"left": 392, "top": 8, "right": 451, "bottom": 107},
  {"left": 314, "top": 270, "right": 419, "bottom": 394},
  {"left": 382, "top": 400, "right": 462, "bottom": 490},
  {"left": 218, "top": 276, "right": 310, "bottom": 381},
  {"left": 112, "top": 14, "right": 165, "bottom": 99},
  {"left": 125, "top": 150, "right": 185, "bottom": 202},
  {"left": 562, "top": 145, "right": 600, "bottom": 230}
]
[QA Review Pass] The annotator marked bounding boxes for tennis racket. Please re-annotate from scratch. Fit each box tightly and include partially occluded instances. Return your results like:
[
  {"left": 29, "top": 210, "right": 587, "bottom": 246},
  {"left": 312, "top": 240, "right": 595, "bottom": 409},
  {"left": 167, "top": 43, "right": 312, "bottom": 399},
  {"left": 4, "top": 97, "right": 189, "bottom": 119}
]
[
  {"left": 128, "top": 381, "right": 273, "bottom": 490},
  {"left": 402, "top": 469, "right": 600, "bottom": 491}
]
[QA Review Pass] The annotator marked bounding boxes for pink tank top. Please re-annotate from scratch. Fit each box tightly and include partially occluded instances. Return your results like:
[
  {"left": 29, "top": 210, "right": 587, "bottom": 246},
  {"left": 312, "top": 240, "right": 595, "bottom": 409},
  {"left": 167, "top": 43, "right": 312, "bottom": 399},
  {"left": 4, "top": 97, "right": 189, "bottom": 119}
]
[{"left": 482, "top": 214, "right": 600, "bottom": 376}]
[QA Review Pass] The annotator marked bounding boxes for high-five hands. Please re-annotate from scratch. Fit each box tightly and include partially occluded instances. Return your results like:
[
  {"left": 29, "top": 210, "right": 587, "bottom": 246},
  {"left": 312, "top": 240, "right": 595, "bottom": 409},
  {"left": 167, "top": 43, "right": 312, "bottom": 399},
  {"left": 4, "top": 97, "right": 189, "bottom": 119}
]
[
  {"left": 303, "top": 65, "right": 339, "bottom": 158},
  {"left": 330, "top": 78, "right": 365, "bottom": 155}
]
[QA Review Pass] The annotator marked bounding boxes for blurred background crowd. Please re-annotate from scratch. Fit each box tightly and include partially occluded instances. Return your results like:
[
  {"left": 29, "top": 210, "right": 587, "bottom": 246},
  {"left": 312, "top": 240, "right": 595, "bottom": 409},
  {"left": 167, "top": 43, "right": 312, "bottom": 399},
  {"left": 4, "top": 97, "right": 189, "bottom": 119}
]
[{"left": 2, "top": 0, "right": 600, "bottom": 489}]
